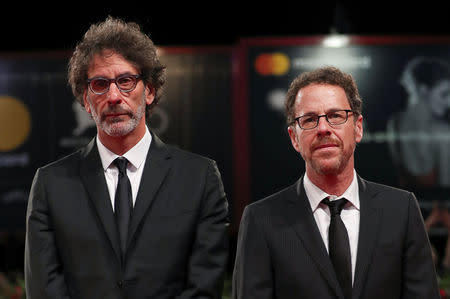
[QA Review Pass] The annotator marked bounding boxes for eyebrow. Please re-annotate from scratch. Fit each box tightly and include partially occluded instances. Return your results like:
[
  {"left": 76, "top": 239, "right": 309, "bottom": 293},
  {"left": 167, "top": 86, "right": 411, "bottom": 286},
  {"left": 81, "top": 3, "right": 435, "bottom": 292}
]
[
  {"left": 300, "top": 108, "right": 349, "bottom": 115},
  {"left": 88, "top": 72, "right": 136, "bottom": 80}
]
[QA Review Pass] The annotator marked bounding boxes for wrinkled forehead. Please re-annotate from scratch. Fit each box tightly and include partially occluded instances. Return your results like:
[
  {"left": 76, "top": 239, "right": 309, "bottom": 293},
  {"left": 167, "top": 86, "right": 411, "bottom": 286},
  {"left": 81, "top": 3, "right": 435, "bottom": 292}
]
[{"left": 294, "top": 84, "right": 350, "bottom": 115}]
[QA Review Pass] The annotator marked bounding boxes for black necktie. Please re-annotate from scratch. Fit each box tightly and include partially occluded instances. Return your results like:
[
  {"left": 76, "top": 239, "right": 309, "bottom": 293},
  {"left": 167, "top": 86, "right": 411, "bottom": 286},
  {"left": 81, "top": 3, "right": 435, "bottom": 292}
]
[
  {"left": 322, "top": 197, "right": 352, "bottom": 299},
  {"left": 114, "top": 157, "right": 133, "bottom": 258}
]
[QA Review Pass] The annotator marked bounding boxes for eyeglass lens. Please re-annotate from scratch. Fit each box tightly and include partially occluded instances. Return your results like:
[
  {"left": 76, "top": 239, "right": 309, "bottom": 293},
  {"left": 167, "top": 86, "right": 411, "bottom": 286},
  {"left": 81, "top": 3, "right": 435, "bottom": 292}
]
[
  {"left": 89, "top": 75, "right": 139, "bottom": 94},
  {"left": 299, "top": 110, "right": 350, "bottom": 129}
]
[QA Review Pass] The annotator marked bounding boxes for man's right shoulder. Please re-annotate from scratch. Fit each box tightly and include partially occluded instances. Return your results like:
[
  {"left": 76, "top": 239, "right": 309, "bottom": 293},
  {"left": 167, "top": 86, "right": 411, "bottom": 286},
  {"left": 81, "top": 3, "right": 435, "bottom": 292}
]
[
  {"left": 245, "top": 182, "right": 297, "bottom": 214},
  {"left": 38, "top": 148, "right": 85, "bottom": 174}
]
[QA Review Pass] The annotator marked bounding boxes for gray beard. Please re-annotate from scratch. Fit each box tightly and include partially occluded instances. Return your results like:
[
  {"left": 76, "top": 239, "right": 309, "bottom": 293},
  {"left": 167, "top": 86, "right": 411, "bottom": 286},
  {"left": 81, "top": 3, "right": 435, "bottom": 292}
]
[{"left": 88, "top": 93, "right": 146, "bottom": 137}]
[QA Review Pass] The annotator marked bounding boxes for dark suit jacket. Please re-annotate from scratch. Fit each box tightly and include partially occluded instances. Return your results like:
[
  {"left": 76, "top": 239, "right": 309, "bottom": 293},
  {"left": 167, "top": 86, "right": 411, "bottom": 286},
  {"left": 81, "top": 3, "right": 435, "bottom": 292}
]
[
  {"left": 232, "top": 176, "right": 439, "bottom": 299},
  {"left": 25, "top": 133, "right": 229, "bottom": 299}
]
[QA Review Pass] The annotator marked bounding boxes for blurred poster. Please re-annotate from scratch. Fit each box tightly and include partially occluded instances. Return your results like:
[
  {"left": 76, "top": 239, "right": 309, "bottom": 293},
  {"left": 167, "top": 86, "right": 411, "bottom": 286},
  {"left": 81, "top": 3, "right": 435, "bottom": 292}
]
[
  {"left": 0, "top": 53, "right": 73, "bottom": 229},
  {"left": 0, "top": 47, "right": 235, "bottom": 230},
  {"left": 236, "top": 36, "right": 450, "bottom": 215}
]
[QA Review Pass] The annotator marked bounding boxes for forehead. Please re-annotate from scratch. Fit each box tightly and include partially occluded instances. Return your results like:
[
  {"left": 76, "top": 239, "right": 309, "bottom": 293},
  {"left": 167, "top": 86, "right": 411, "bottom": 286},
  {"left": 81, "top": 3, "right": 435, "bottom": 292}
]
[
  {"left": 294, "top": 83, "right": 350, "bottom": 114},
  {"left": 88, "top": 51, "right": 139, "bottom": 77}
]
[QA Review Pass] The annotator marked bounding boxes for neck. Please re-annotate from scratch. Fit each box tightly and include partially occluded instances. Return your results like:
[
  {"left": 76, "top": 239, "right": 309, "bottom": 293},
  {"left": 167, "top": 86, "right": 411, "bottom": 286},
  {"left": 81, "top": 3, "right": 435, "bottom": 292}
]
[
  {"left": 306, "top": 165, "right": 354, "bottom": 196},
  {"left": 97, "top": 122, "right": 146, "bottom": 156}
]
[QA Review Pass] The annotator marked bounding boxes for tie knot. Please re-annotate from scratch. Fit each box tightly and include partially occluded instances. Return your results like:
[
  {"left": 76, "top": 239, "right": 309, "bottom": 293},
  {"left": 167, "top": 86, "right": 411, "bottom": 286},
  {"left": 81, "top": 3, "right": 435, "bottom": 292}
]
[
  {"left": 114, "top": 157, "right": 128, "bottom": 175},
  {"left": 322, "top": 197, "right": 347, "bottom": 215}
]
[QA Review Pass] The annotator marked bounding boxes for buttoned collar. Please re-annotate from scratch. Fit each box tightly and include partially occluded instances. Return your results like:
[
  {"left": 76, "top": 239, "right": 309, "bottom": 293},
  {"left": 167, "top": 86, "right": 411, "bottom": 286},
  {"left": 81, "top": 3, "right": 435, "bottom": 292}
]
[
  {"left": 97, "top": 126, "right": 152, "bottom": 171},
  {"left": 303, "top": 169, "right": 360, "bottom": 212}
]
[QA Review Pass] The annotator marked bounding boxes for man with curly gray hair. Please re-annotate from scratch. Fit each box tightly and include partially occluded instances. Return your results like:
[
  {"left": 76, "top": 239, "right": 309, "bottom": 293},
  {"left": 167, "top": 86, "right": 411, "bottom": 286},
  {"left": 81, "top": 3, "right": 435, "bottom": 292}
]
[{"left": 25, "top": 16, "right": 229, "bottom": 299}]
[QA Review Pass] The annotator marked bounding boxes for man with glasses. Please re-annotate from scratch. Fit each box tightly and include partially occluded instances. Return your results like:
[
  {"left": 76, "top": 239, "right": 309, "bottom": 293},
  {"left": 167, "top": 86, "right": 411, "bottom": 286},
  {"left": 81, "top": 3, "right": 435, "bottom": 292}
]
[
  {"left": 25, "top": 16, "right": 229, "bottom": 299},
  {"left": 232, "top": 66, "right": 439, "bottom": 298}
]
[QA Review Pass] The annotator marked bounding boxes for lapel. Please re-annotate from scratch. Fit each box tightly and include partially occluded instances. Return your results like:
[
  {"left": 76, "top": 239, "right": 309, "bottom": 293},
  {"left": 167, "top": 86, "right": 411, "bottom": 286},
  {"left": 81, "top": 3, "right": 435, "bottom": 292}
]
[
  {"left": 283, "top": 177, "right": 344, "bottom": 299},
  {"left": 79, "top": 138, "right": 122, "bottom": 261},
  {"left": 352, "top": 176, "right": 382, "bottom": 299},
  {"left": 126, "top": 132, "right": 172, "bottom": 248}
]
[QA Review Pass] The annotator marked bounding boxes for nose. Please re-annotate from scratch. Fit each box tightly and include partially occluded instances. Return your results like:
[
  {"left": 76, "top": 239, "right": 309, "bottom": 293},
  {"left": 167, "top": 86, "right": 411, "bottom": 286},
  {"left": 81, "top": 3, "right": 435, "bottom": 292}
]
[
  {"left": 106, "top": 82, "right": 122, "bottom": 105},
  {"left": 316, "top": 115, "right": 331, "bottom": 135}
]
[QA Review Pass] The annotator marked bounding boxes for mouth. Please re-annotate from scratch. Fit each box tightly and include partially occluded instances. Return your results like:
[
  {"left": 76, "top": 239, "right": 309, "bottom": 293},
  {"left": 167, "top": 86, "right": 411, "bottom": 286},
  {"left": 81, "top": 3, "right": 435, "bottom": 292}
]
[
  {"left": 102, "top": 111, "right": 130, "bottom": 122},
  {"left": 105, "top": 113, "right": 127, "bottom": 117},
  {"left": 314, "top": 143, "right": 338, "bottom": 150}
]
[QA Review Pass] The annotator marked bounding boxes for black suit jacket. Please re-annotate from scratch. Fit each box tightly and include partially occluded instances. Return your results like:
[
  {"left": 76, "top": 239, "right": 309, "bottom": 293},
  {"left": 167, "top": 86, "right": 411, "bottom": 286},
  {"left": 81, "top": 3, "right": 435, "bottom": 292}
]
[
  {"left": 232, "top": 176, "right": 439, "bottom": 299},
  {"left": 25, "top": 133, "right": 229, "bottom": 299}
]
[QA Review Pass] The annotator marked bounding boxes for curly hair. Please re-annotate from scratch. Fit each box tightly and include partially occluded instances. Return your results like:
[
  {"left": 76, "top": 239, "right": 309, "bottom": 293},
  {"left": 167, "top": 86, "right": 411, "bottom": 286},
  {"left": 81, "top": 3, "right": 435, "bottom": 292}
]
[
  {"left": 285, "top": 66, "right": 362, "bottom": 125},
  {"left": 67, "top": 16, "right": 166, "bottom": 118}
]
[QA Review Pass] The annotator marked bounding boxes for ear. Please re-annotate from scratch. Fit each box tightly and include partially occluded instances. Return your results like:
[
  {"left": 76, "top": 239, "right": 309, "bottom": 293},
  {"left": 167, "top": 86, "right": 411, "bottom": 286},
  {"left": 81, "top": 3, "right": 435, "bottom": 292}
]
[
  {"left": 83, "top": 90, "right": 91, "bottom": 113},
  {"left": 288, "top": 125, "right": 301, "bottom": 153},
  {"left": 355, "top": 114, "right": 363, "bottom": 143},
  {"left": 145, "top": 84, "right": 155, "bottom": 106}
]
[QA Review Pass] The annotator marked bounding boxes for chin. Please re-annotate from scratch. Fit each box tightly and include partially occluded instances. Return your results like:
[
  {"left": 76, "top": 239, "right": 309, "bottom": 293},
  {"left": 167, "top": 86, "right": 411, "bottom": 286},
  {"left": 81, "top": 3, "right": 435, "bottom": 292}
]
[
  {"left": 102, "top": 122, "right": 135, "bottom": 137},
  {"left": 313, "top": 159, "right": 344, "bottom": 176}
]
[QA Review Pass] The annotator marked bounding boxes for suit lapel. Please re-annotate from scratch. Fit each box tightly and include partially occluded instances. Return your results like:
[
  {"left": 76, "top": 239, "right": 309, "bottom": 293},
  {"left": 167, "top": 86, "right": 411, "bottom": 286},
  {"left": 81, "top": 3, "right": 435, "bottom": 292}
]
[
  {"left": 352, "top": 176, "right": 382, "bottom": 299},
  {"left": 284, "top": 177, "right": 344, "bottom": 298},
  {"left": 80, "top": 139, "right": 122, "bottom": 261},
  {"left": 127, "top": 133, "right": 172, "bottom": 247}
]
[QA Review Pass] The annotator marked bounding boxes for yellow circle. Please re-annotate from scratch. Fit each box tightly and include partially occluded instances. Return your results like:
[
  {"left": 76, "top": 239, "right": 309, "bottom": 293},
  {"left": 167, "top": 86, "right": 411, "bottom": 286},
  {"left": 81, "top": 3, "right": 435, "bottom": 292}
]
[
  {"left": 271, "top": 53, "right": 290, "bottom": 76},
  {"left": 0, "top": 96, "right": 31, "bottom": 151}
]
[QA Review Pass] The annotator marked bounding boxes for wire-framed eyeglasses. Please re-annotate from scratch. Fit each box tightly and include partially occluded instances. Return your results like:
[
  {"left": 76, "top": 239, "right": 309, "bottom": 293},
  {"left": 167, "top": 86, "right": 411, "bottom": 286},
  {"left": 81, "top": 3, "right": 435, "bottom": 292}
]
[
  {"left": 293, "top": 109, "right": 356, "bottom": 130},
  {"left": 87, "top": 74, "right": 142, "bottom": 95}
]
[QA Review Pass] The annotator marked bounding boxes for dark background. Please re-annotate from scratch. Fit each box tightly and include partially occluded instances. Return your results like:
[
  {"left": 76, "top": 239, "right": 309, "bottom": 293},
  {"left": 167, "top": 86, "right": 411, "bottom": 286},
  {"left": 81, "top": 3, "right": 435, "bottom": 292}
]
[
  {"left": 2, "top": 1, "right": 450, "bottom": 295},
  {"left": 2, "top": 1, "right": 450, "bottom": 51}
]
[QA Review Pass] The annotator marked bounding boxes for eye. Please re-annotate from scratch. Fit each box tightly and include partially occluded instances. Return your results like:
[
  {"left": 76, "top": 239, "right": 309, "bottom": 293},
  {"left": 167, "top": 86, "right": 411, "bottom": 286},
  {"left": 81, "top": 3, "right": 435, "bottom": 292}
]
[
  {"left": 117, "top": 76, "right": 134, "bottom": 88},
  {"left": 328, "top": 111, "right": 344, "bottom": 120},
  {"left": 302, "top": 115, "right": 317, "bottom": 123},
  {"left": 91, "top": 78, "right": 109, "bottom": 90}
]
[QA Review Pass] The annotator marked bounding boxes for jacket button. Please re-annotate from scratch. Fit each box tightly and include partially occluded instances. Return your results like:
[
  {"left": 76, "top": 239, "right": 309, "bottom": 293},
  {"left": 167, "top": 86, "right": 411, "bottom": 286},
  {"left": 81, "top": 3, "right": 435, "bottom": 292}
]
[{"left": 117, "top": 280, "right": 124, "bottom": 288}]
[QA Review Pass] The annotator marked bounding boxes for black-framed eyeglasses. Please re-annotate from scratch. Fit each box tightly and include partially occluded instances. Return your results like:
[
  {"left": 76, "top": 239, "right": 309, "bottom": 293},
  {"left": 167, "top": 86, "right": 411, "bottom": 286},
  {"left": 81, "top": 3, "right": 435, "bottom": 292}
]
[
  {"left": 87, "top": 74, "right": 142, "bottom": 95},
  {"left": 293, "top": 109, "right": 356, "bottom": 130}
]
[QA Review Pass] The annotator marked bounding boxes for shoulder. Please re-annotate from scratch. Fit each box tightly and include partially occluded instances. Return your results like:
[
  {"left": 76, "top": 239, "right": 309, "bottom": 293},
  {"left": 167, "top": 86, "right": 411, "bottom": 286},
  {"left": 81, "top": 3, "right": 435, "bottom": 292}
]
[
  {"left": 245, "top": 183, "right": 297, "bottom": 215},
  {"left": 29, "top": 148, "right": 86, "bottom": 189},
  {"left": 38, "top": 148, "right": 84, "bottom": 175},
  {"left": 166, "top": 143, "right": 217, "bottom": 169},
  {"left": 361, "top": 177, "right": 412, "bottom": 196},
  {"left": 359, "top": 177, "right": 416, "bottom": 208}
]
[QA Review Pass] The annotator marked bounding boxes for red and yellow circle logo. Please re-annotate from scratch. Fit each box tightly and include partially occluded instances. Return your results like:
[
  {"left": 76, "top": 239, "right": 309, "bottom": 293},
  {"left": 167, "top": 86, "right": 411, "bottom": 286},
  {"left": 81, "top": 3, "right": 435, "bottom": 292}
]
[
  {"left": 0, "top": 96, "right": 31, "bottom": 152},
  {"left": 254, "top": 52, "right": 290, "bottom": 76}
]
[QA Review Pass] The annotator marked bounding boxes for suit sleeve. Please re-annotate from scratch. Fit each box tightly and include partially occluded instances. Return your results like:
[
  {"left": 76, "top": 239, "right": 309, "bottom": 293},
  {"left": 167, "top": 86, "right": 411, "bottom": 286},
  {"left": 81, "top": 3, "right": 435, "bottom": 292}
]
[
  {"left": 25, "top": 169, "right": 71, "bottom": 299},
  {"left": 402, "top": 192, "right": 440, "bottom": 298},
  {"left": 177, "top": 160, "right": 230, "bottom": 299},
  {"left": 232, "top": 205, "right": 273, "bottom": 299}
]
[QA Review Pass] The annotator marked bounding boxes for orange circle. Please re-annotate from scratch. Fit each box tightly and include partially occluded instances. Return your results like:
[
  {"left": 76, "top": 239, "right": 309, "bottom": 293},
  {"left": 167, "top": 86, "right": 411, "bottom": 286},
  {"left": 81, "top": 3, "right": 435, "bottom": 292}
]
[
  {"left": 254, "top": 54, "right": 273, "bottom": 76},
  {"left": 0, "top": 96, "right": 31, "bottom": 151},
  {"left": 272, "top": 53, "right": 290, "bottom": 75}
]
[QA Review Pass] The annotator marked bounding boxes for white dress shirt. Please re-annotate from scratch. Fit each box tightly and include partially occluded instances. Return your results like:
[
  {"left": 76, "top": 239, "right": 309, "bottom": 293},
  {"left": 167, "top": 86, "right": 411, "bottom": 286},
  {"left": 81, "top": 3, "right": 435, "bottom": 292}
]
[
  {"left": 303, "top": 170, "right": 360, "bottom": 284},
  {"left": 97, "top": 126, "right": 152, "bottom": 211}
]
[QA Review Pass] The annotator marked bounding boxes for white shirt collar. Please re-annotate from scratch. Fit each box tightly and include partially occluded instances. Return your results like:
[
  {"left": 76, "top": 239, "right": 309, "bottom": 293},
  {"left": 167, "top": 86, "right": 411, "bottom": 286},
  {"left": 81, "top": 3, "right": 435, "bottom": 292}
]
[
  {"left": 303, "top": 169, "right": 360, "bottom": 212},
  {"left": 97, "top": 126, "right": 152, "bottom": 171}
]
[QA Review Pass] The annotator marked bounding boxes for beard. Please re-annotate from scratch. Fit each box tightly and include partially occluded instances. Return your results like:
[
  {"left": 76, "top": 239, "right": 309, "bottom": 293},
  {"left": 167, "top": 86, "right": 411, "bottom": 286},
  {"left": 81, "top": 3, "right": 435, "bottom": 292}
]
[
  {"left": 88, "top": 94, "right": 146, "bottom": 137},
  {"left": 304, "top": 136, "right": 355, "bottom": 176},
  {"left": 308, "top": 152, "right": 347, "bottom": 176}
]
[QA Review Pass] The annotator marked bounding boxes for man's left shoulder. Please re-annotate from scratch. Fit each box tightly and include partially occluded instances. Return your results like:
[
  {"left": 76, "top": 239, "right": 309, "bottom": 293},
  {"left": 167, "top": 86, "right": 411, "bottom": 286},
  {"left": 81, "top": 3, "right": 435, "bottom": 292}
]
[
  {"left": 166, "top": 144, "right": 216, "bottom": 169},
  {"left": 362, "top": 179, "right": 410, "bottom": 194},
  {"left": 360, "top": 177, "right": 414, "bottom": 202}
]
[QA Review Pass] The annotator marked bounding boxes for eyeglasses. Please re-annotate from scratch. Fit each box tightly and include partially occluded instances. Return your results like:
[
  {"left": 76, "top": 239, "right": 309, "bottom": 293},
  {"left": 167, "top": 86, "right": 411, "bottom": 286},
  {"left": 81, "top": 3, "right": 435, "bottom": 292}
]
[
  {"left": 87, "top": 74, "right": 142, "bottom": 95},
  {"left": 293, "top": 109, "right": 356, "bottom": 130}
]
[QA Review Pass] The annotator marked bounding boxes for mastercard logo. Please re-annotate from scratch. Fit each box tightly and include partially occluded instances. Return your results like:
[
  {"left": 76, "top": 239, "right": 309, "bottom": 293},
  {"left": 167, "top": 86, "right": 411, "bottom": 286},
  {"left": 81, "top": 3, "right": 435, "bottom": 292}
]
[
  {"left": 254, "top": 52, "right": 290, "bottom": 76},
  {"left": 0, "top": 96, "right": 31, "bottom": 152}
]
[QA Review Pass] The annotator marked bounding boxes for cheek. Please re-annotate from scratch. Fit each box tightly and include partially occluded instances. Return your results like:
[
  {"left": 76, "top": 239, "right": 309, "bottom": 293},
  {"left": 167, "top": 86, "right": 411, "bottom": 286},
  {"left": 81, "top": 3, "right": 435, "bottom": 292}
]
[
  {"left": 297, "top": 133, "right": 312, "bottom": 154},
  {"left": 90, "top": 98, "right": 107, "bottom": 111}
]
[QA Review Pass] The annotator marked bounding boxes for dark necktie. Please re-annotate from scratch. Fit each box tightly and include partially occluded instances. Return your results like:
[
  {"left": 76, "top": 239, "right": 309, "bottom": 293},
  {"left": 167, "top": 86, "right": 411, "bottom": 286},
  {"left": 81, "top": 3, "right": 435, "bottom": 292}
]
[
  {"left": 322, "top": 197, "right": 352, "bottom": 299},
  {"left": 114, "top": 157, "right": 133, "bottom": 258}
]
